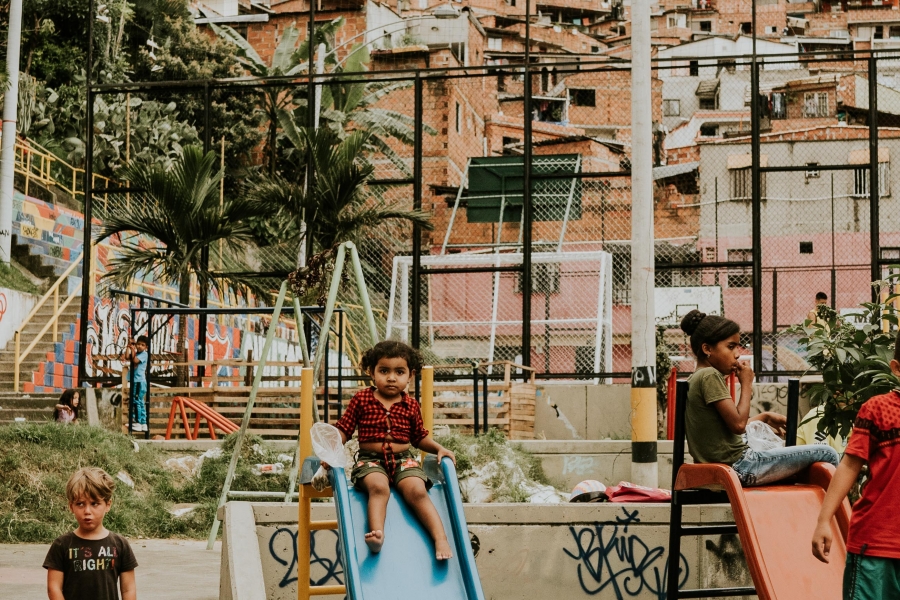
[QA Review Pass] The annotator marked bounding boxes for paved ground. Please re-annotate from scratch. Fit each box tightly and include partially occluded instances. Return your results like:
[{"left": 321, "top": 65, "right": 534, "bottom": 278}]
[{"left": 0, "top": 539, "right": 221, "bottom": 599}]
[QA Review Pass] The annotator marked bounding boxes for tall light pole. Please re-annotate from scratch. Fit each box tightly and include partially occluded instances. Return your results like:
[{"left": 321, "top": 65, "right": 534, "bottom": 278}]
[
  {"left": 0, "top": 0, "right": 24, "bottom": 264},
  {"left": 630, "top": 0, "right": 658, "bottom": 487}
]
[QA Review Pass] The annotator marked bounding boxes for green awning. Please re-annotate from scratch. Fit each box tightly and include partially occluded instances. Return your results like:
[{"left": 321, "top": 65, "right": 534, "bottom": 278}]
[{"left": 465, "top": 154, "right": 582, "bottom": 223}]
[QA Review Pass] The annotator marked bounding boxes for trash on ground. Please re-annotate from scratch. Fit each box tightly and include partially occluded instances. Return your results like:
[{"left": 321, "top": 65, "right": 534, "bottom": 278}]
[{"left": 116, "top": 471, "right": 135, "bottom": 488}]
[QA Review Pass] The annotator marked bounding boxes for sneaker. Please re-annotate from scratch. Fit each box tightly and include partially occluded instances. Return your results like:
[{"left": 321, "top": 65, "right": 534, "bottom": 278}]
[{"left": 132, "top": 424, "right": 145, "bottom": 432}]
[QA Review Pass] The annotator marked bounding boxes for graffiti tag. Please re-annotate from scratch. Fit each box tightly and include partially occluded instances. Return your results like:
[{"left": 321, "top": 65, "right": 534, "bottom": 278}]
[
  {"left": 268, "top": 527, "right": 344, "bottom": 589},
  {"left": 562, "top": 508, "right": 688, "bottom": 599},
  {"left": 562, "top": 455, "right": 597, "bottom": 477}
]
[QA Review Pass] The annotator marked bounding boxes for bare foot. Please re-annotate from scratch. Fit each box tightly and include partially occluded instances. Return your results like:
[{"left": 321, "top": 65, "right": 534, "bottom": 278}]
[
  {"left": 435, "top": 538, "right": 453, "bottom": 561},
  {"left": 365, "top": 530, "right": 384, "bottom": 553}
]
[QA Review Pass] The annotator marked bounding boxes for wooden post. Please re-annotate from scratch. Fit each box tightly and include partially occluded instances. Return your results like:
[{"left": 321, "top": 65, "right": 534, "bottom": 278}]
[
  {"left": 297, "top": 366, "right": 314, "bottom": 600},
  {"left": 421, "top": 366, "right": 433, "bottom": 462},
  {"left": 53, "top": 285, "right": 59, "bottom": 342}
]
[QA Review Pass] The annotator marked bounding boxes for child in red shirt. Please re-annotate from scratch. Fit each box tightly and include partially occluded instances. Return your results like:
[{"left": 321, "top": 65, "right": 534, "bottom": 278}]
[
  {"left": 333, "top": 340, "right": 456, "bottom": 560},
  {"left": 812, "top": 329, "right": 900, "bottom": 598}
]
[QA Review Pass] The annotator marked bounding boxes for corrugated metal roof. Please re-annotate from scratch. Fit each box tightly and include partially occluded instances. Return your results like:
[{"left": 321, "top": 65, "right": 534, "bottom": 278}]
[
  {"left": 653, "top": 161, "right": 699, "bottom": 181},
  {"left": 696, "top": 79, "right": 720, "bottom": 98}
]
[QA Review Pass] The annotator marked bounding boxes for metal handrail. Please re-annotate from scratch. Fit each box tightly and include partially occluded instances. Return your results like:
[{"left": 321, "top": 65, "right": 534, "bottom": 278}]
[
  {"left": 13, "top": 251, "right": 85, "bottom": 391},
  {"left": 12, "top": 139, "right": 114, "bottom": 201}
]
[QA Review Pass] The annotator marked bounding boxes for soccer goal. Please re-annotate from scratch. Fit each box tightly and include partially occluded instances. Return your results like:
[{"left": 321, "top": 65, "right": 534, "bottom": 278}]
[{"left": 386, "top": 250, "right": 613, "bottom": 381}]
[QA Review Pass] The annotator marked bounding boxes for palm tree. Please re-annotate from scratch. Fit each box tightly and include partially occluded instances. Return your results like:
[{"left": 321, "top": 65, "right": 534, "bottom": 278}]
[
  {"left": 210, "top": 18, "right": 344, "bottom": 174},
  {"left": 95, "top": 145, "right": 267, "bottom": 382},
  {"left": 246, "top": 127, "right": 433, "bottom": 302}
]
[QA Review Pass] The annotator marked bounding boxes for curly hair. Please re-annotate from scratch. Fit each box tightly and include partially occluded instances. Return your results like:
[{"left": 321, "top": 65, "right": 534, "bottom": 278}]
[{"left": 360, "top": 340, "right": 423, "bottom": 373}]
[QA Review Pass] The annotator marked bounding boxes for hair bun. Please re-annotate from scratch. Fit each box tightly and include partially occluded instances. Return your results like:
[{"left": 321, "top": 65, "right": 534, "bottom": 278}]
[{"left": 680, "top": 309, "right": 707, "bottom": 336}]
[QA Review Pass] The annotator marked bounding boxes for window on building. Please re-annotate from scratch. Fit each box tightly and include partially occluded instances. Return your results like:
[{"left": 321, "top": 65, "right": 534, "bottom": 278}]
[
  {"left": 889, "top": 26, "right": 900, "bottom": 39},
  {"left": 875, "top": 26, "right": 884, "bottom": 40},
  {"left": 740, "top": 22, "right": 752, "bottom": 34},
  {"left": 699, "top": 123, "right": 719, "bottom": 137},
  {"left": 663, "top": 99, "right": 681, "bottom": 116},
  {"left": 569, "top": 88, "right": 597, "bottom": 107},
  {"left": 689, "top": 60, "right": 699, "bottom": 76},
  {"left": 772, "top": 92, "right": 787, "bottom": 119},
  {"left": 730, "top": 167, "right": 767, "bottom": 200},
  {"left": 803, "top": 92, "right": 829, "bottom": 117},
  {"left": 516, "top": 263, "right": 561, "bottom": 294},
  {"left": 488, "top": 37, "right": 503, "bottom": 50},
  {"left": 455, "top": 102, "right": 461, "bottom": 133},
  {"left": 853, "top": 163, "right": 891, "bottom": 198},
  {"left": 612, "top": 251, "right": 631, "bottom": 305},
  {"left": 766, "top": 25, "right": 778, "bottom": 34},
  {"left": 699, "top": 20, "right": 712, "bottom": 32},
  {"left": 727, "top": 249, "right": 753, "bottom": 288},
  {"left": 699, "top": 96, "right": 717, "bottom": 110},
  {"left": 800, "top": 242, "right": 814, "bottom": 254},
  {"left": 575, "top": 346, "right": 596, "bottom": 374},
  {"left": 667, "top": 14, "right": 686, "bottom": 28}
]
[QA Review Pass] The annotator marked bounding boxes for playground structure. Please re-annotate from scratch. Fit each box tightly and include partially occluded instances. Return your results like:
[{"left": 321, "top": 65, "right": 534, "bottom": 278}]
[
  {"left": 666, "top": 379, "right": 851, "bottom": 600},
  {"left": 193, "top": 251, "right": 486, "bottom": 597}
]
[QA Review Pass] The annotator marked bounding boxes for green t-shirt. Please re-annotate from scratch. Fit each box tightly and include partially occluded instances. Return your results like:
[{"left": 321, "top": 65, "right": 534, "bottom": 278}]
[{"left": 686, "top": 367, "right": 748, "bottom": 465}]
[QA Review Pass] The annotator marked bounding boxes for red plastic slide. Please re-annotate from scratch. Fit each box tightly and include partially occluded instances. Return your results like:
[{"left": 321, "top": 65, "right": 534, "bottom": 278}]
[{"left": 675, "top": 462, "right": 851, "bottom": 600}]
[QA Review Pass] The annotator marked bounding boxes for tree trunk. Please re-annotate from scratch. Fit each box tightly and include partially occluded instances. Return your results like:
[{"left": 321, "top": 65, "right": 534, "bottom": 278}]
[{"left": 176, "top": 271, "right": 191, "bottom": 387}]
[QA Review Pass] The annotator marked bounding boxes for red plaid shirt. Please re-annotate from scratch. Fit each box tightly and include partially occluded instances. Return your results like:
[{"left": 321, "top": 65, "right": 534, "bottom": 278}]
[{"left": 334, "top": 387, "right": 429, "bottom": 445}]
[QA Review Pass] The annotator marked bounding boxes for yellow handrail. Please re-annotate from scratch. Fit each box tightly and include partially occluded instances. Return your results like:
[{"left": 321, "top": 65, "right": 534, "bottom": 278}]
[
  {"left": 12, "top": 139, "right": 114, "bottom": 202},
  {"left": 13, "top": 251, "right": 85, "bottom": 391}
]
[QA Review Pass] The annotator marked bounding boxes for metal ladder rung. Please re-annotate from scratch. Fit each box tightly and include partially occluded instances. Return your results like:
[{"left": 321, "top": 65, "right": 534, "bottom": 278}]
[{"left": 677, "top": 587, "right": 756, "bottom": 598}]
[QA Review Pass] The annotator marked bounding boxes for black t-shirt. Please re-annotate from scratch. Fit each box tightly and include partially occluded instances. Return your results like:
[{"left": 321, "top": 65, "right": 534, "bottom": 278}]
[{"left": 43, "top": 531, "right": 138, "bottom": 600}]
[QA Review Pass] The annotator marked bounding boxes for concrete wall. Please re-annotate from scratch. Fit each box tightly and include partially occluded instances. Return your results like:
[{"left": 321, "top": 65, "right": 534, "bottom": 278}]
[
  {"left": 0, "top": 286, "right": 38, "bottom": 349},
  {"left": 533, "top": 382, "right": 803, "bottom": 443},
  {"left": 221, "top": 501, "right": 754, "bottom": 600},
  {"left": 516, "top": 440, "right": 681, "bottom": 492}
]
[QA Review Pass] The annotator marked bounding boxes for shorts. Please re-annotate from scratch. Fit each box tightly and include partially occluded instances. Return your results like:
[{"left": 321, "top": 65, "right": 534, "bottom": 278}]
[
  {"left": 844, "top": 551, "right": 900, "bottom": 600},
  {"left": 350, "top": 448, "right": 431, "bottom": 491}
]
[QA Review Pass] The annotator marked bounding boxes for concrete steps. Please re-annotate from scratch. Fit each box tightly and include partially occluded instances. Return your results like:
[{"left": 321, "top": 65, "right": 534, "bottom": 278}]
[{"left": 0, "top": 392, "right": 60, "bottom": 424}]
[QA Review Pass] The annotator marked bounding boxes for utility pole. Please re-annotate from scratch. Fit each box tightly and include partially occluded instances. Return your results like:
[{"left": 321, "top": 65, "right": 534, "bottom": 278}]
[
  {"left": 629, "top": 0, "right": 658, "bottom": 487},
  {"left": 0, "top": 0, "right": 24, "bottom": 264}
]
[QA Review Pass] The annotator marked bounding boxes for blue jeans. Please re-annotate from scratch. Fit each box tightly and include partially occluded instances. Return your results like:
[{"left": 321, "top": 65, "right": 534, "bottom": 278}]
[
  {"left": 131, "top": 381, "right": 147, "bottom": 426},
  {"left": 731, "top": 444, "right": 840, "bottom": 486}
]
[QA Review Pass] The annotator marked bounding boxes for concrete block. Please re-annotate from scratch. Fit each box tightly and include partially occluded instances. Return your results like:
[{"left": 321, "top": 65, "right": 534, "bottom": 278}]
[
  {"left": 533, "top": 385, "right": 587, "bottom": 439},
  {"left": 586, "top": 383, "right": 632, "bottom": 440},
  {"left": 233, "top": 502, "right": 748, "bottom": 600}
]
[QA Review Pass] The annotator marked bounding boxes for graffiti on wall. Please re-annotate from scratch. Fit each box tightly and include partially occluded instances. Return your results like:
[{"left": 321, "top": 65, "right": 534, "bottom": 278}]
[
  {"left": 562, "top": 507, "right": 688, "bottom": 599},
  {"left": 268, "top": 527, "right": 344, "bottom": 589}
]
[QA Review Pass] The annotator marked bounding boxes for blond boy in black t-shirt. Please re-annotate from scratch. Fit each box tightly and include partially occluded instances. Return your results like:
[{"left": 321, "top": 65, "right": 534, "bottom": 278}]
[{"left": 44, "top": 468, "right": 138, "bottom": 600}]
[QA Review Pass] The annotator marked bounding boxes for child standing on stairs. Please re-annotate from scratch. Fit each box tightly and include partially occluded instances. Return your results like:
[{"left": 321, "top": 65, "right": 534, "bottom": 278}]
[
  {"left": 121, "top": 336, "right": 149, "bottom": 432},
  {"left": 679, "top": 309, "right": 839, "bottom": 486},
  {"left": 330, "top": 340, "right": 457, "bottom": 560},
  {"left": 812, "top": 328, "right": 900, "bottom": 599}
]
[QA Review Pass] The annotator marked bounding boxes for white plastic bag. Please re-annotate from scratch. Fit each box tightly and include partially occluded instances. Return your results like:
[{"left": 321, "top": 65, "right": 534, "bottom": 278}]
[
  {"left": 746, "top": 420, "right": 784, "bottom": 452},
  {"left": 311, "top": 423, "right": 347, "bottom": 468}
]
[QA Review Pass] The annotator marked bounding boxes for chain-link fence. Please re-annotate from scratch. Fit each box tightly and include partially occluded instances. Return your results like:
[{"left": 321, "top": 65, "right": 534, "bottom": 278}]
[{"left": 78, "top": 49, "right": 900, "bottom": 383}]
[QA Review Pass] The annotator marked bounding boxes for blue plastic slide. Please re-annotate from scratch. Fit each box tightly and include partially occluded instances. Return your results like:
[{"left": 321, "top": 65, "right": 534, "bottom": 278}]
[{"left": 330, "top": 457, "right": 486, "bottom": 600}]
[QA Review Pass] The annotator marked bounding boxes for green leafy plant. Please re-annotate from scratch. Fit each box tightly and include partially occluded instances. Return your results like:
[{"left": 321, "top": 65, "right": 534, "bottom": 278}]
[{"left": 789, "top": 275, "right": 900, "bottom": 439}]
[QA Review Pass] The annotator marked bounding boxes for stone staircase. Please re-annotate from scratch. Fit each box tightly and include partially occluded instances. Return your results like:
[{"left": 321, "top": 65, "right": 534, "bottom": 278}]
[
  {"left": 0, "top": 297, "right": 81, "bottom": 392},
  {"left": 0, "top": 391, "right": 60, "bottom": 425}
]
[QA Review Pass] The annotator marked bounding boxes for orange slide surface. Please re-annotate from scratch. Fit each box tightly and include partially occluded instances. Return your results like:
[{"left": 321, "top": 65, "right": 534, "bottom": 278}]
[
  {"left": 165, "top": 396, "right": 239, "bottom": 440},
  {"left": 676, "top": 462, "right": 852, "bottom": 600}
]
